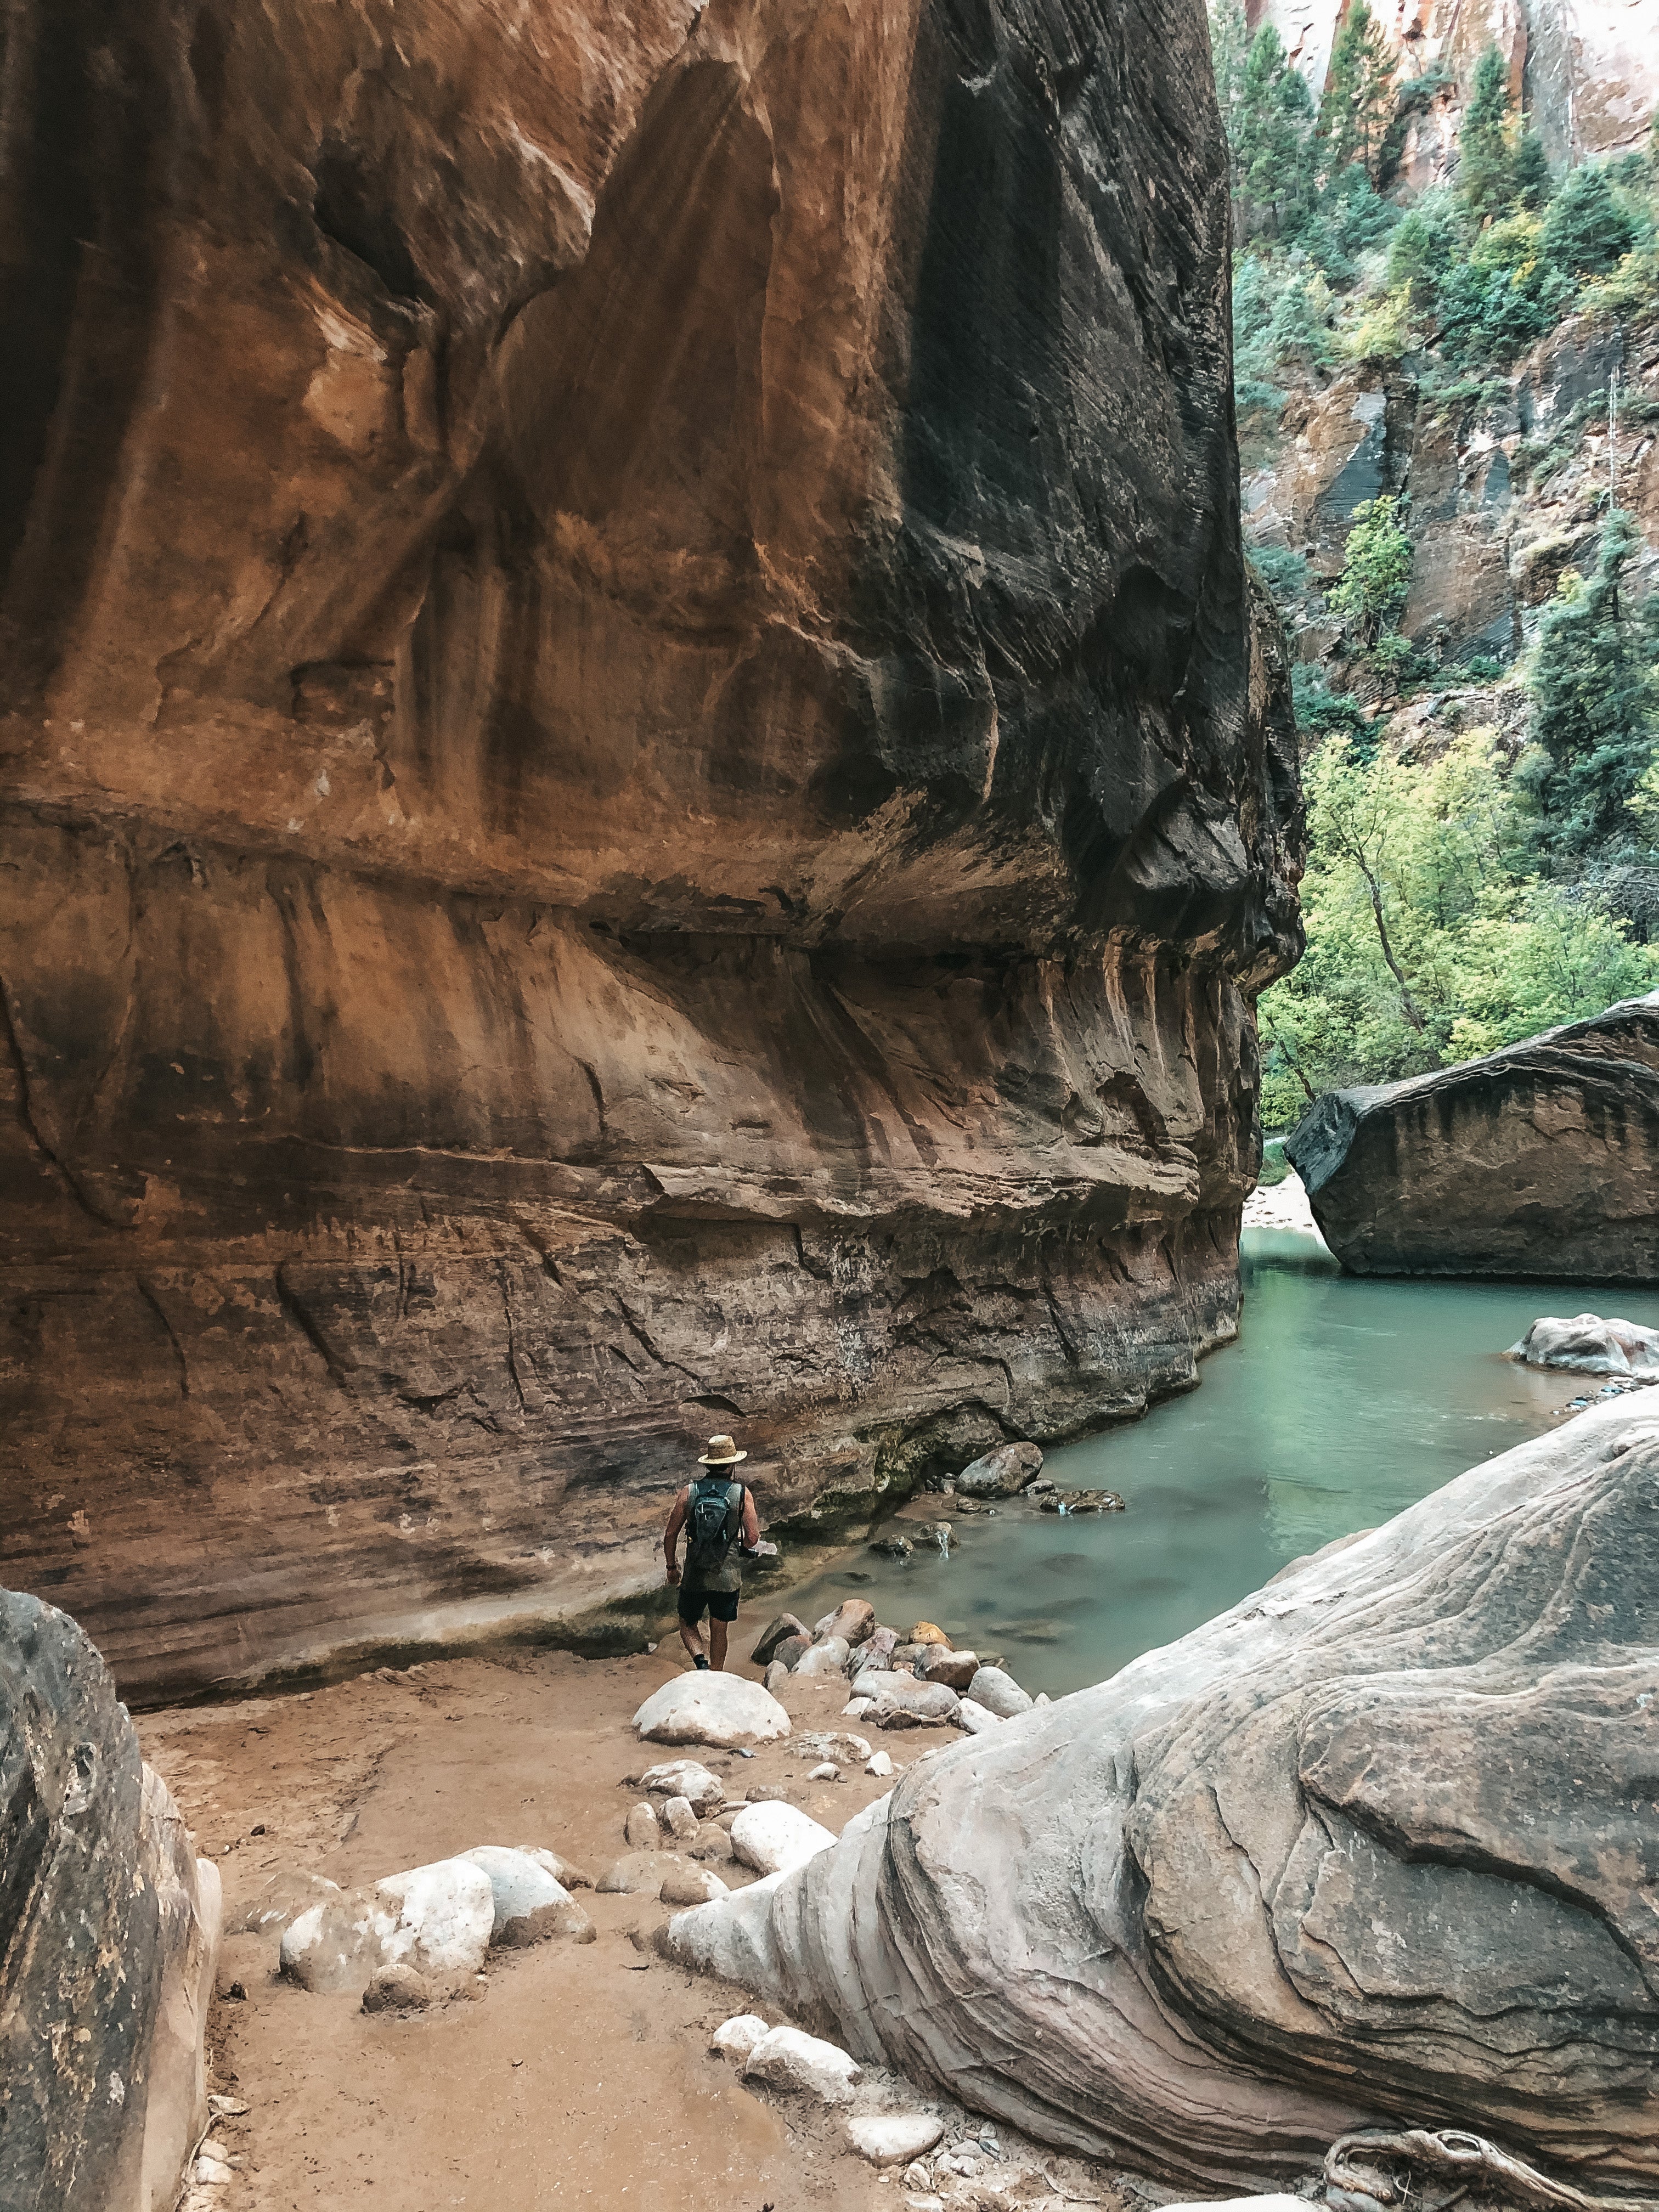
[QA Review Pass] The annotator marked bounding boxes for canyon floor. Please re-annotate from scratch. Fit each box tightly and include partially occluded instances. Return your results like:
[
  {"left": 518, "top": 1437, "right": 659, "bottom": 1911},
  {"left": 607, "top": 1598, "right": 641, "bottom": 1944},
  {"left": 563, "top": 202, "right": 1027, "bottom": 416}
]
[{"left": 136, "top": 1639, "right": 1132, "bottom": 2212}]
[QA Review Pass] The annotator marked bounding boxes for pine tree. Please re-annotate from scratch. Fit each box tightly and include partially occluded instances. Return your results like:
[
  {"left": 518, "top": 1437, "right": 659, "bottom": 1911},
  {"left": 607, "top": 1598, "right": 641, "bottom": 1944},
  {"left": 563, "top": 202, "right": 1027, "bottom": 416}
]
[
  {"left": 1541, "top": 161, "right": 1638, "bottom": 275},
  {"left": 1510, "top": 126, "right": 1553, "bottom": 211},
  {"left": 1523, "top": 512, "right": 1659, "bottom": 861},
  {"left": 1209, "top": 0, "right": 1251, "bottom": 197},
  {"left": 1237, "top": 26, "right": 1317, "bottom": 238},
  {"left": 1318, "top": 0, "right": 1397, "bottom": 181},
  {"left": 1457, "top": 48, "right": 1515, "bottom": 222}
]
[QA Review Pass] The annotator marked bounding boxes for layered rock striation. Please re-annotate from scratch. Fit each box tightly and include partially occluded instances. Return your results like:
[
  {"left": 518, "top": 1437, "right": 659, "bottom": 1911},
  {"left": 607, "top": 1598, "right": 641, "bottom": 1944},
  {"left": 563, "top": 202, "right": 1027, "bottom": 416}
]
[
  {"left": 1286, "top": 993, "right": 1659, "bottom": 1278},
  {"left": 669, "top": 1393, "right": 1659, "bottom": 2191},
  {"left": 0, "top": 1, "right": 1299, "bottom": 1700},
  {"left": 0, "top": 1591, "right": 221, "bottom": 2212}
]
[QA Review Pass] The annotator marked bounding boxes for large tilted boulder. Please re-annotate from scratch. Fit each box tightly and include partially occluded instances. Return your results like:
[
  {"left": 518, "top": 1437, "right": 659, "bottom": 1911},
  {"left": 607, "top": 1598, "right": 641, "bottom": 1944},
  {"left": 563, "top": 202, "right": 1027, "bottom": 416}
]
[
  {"left": 0, "top": 1592, "right": 221, "bottom": 2212},
  {"left": 1511, "top": 1313, "right": 1659, "bottom": 1380},
  {"left": 668, "top": 1396, "right": 1659, "bottom": 2191},
  {"left": 1286, "top": 994, "right": 1659, "bottom": 1279}
]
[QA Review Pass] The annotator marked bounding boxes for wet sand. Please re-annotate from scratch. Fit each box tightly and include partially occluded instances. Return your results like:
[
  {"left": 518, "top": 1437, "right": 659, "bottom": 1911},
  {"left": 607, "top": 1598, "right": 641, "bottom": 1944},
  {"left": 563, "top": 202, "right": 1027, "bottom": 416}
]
[{"left": 138, "top": 1640, "right": 954, "bottom": 2212}]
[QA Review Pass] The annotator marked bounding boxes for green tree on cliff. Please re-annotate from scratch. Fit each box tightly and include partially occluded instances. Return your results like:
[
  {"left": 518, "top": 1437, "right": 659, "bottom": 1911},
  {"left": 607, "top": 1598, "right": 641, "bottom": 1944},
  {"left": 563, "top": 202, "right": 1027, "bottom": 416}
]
[
  {"left": 1521, "top": 512, "right": 1659, "bottom": 862},
  {"left": 1329, "top": 496, "right": 1414, "bottom": 645},
  {"left": 1236, "top": 27, "right": 1318, "bottom": 237},
  {"left": 1510, "top": 127, "right": 1553, "bottom": 211},
  {"left": 1210, "top": 0, "right": 1251, "bottom": 195},
  {"left": 1458, "top": 47, "right": 1514, "bottom": 223},
  {"left": 1318, "top": 0, "right": 1397, "bottom": 180},
  {"left": 1541, "top": 160, "right": 1639, "bottom": 275}
]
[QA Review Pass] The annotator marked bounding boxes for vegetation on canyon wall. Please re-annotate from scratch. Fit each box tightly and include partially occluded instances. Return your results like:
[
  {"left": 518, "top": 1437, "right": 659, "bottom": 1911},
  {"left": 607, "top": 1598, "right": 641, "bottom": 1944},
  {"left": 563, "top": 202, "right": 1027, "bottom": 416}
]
[{"left": 1211, "top": 0, "right": 1659, "bottom": 1124}]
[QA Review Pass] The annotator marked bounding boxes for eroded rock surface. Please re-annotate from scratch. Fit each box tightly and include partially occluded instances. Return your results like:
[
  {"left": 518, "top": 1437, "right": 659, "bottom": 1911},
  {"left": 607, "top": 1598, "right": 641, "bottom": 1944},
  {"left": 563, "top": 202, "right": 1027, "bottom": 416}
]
[
  {"left": 0, "top": 1592, "right": 221, "bottom": 2212},
  {"left": 1286, "top": 994, "right": 1659, "bottom": 1279},
  {"left": 668, "top": 1395, "right": 1659, "bottom": 2191},
  {"left": 0, "top": 0, "right": 1298, "bottom": 1700}
]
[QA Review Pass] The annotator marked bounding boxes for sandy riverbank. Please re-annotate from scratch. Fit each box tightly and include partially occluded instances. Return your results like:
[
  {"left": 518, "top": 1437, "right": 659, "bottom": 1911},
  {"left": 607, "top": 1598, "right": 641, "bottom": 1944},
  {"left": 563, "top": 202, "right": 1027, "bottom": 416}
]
[{"left": 137, "top": 1639, "right": 1138, "bottom": 2212}]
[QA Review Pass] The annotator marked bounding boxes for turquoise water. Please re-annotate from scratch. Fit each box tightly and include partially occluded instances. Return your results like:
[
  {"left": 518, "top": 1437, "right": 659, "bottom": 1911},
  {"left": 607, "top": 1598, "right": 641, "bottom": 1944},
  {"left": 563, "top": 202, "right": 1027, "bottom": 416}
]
[{"left": 777, "top": 1229, "right": 1659, "bottom": 1699}]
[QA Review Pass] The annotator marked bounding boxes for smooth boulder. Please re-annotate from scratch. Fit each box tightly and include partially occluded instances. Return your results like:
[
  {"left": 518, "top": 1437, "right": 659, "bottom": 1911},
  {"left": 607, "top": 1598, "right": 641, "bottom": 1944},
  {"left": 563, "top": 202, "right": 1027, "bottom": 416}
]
[
  {"left": 729, "top": 1803, "right": 838, "bottom": 1877},
  {"left": 966, "top": 1665, "right": 1032, "bottom": 1718},
  {"left": 815, "top": 1600, "right": 877, "bottom": 1646},
  {"left": 795, "top": 1635, "right": 851, "bottom": 1679},
  {"left": 742, "top": 2024, "right": 861, "bottom": 2104},
  {"left": 667, "top": 1396, "right": 1659, "bottom": 2191},
  {"left": 283, "top": 1857, "right": 496, "bottom": 1991},
  {"left": 638, "top": 1761, "right": 725, "bottom": 1816},
  {"left": 0, "top": 1590, "right": 221, "bottom": 2212},
  {"left": 1510, "top": 1313, "right": 1659, "bottom": 1379},
  {"left": 847, "top": 2113, "right": 946, "bottom": 2164},
  {"left": 459, "top": 1848, "right": 592, "bottom": 1946},
  {"left": 953, "top": 1442, "right": 1044, "bottom": 1496},
  {"left": 634, "top": 1673, "right": 790, "bottom": 1748},
  {"left": 750, "top": 1615, "right": 810, "bottom": 1667},
  {"left": 1286, "top": 992, "right": 1659, "bottom": 1279}
]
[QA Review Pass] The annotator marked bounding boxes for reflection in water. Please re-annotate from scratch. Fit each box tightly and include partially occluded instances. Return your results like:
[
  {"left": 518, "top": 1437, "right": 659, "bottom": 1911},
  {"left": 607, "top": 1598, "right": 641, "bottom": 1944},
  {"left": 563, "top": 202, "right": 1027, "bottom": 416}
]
[{"left": 776, "top": 1229, "right": 1659, "bottom": 1699}]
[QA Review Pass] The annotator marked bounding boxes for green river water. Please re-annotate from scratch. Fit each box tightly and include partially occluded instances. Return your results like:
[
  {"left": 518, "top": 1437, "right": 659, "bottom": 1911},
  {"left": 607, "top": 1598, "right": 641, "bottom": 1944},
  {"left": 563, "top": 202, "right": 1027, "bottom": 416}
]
[{"left": 777, "top": 1227, "right": 1659, "bottom": 1699}]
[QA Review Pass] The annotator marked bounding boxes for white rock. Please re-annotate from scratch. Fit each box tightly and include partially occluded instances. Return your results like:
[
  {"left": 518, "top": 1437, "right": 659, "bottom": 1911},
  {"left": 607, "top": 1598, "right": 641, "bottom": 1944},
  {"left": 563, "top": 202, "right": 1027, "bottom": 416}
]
[
  {"left": 459, "top": 1846, "right": 574, "bottom": 1943},
  {"left": 634, "top": 1672, "right": 791, "bottom": 1748},
  {"left": 280, "top": 1855, "right": 495, "bottom": 1991},
  {"left": 710, "top": 2012, "right": 770, "bottom": 2062},
  {"left": 196, "top": 2154, "right": 235, "bottom": 2185},
  {"left": 965, "top": 1664, "right": 1032, "bottom": 1718},
  {"left": 843, "top": 1697, "right": 875, "bottom": 1720},
  {"left": 742, "top": 2022, "right": 861, "bottom": 2103},
  {"left": 866, "top": 1750, "right": 894, "bottom": 1778},
  {"left": 661, "top": 1793, "right": 699, "bottom": 1840},
  {"left": 764, "top": 1661, "right": 790, "bottom": 1692},
  {"left": 808, "top": 1762, "right": 840, "bottom": 1781},
  {"left": 666, "top": 1870, "right": 788, "bottom": 1985},
  {"left": 847, "top": 2113, "right": 947, "bottom": 2164},
  {"left": 729, "top": 1801, "right": 838, "bottom": 1876},
  {"left": 639, "top": 1760, "right": 725, "bottom": 1815},
  {"left": 624, "top": 1801, "right": 662, "bottom": 1849},
  {"left": 795, "top": 1635, "right": 851, "bottom": 1678},
  {"left": 373, "top": 1858, "right": 496, "bottom": 1978},
  {"left": 517, "top": 1846, "right": 592, "bottom": 1891},
  {"left": 956, "top": 1698, "right": 1001, "bottom": 1734},
  {"left": 1510, "top": 1312, "right": 1659, "bottom": 1379}
]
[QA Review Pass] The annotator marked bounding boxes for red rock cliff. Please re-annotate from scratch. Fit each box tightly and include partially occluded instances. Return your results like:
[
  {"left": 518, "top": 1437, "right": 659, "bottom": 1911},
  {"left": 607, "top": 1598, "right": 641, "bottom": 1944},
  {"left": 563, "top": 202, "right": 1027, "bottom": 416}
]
[{"left": 0, "top": 0, "right": 1300, "bottom": 1700}]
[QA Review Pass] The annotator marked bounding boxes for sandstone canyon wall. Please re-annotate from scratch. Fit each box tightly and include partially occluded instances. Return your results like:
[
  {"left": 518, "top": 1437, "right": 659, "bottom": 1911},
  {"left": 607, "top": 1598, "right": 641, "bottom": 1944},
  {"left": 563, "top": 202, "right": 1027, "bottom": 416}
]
[
  {"left": 0, "top": 0, "right": 1299, "bottom": 1702},
  {"left": 1250, "top": 0, "right": 1659, "bottom": 173}
]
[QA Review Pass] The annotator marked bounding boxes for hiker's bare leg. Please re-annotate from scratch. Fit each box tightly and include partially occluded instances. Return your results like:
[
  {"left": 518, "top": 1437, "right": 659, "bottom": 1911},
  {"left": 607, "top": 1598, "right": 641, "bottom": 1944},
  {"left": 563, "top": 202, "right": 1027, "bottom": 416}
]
[
  {"left": 679, "top": 1616, "right": 707, "bottom": 1662},
  {"left": 709, "top": 1618, "right": 729, "bottom": 1672}
]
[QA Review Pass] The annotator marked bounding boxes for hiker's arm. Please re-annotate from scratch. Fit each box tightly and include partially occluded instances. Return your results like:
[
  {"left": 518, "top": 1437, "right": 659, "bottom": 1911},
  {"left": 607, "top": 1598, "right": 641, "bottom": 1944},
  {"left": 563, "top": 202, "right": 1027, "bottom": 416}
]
[
  {"left": 741, "top": 1488, "right": 761, "bottom": 1549},
  {"left": 663, "top": 1489, "right": 687, "bottom": 1584}
]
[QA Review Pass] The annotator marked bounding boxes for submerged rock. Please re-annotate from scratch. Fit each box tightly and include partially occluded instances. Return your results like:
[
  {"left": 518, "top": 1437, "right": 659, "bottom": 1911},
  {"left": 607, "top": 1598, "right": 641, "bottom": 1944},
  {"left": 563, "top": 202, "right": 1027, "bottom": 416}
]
[
  {"left": 1286, "top": 993, "right": 1659, "bottom": 1279},
  {"left": 1510, "top": 1313, "right": 1659, "bottom": 1379},
  {"left": 667, "top": 1396, "right": 1659, "bottom": 2191}
]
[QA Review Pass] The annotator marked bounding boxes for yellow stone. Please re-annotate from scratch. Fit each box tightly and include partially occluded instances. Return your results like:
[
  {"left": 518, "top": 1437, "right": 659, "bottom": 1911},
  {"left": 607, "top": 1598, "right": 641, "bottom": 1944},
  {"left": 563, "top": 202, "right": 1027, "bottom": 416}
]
[{"left": 909, "top": 1622, "right": 950, "bottom": 1646}]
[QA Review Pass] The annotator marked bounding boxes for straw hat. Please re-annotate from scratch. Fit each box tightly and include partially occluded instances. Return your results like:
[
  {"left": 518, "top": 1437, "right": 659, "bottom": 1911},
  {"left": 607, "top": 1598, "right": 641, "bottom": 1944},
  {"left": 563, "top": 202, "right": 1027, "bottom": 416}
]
[{"left": 698, "top": 1433, "right": 748, "bottom": 1465}]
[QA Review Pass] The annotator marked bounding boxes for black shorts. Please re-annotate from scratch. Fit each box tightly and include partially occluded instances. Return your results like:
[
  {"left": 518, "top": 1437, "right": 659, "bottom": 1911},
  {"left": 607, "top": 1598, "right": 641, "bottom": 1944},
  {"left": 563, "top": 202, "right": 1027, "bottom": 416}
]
[{"left": 678, "top": 1584, "right": 740, "bottom": 1624}]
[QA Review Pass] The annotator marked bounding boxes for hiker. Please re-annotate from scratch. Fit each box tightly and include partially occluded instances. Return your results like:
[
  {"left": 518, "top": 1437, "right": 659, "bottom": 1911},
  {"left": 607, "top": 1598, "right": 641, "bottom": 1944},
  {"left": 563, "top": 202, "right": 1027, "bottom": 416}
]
[{"left": 663, "top": 1434, "right": 761, "bottom": 1671}]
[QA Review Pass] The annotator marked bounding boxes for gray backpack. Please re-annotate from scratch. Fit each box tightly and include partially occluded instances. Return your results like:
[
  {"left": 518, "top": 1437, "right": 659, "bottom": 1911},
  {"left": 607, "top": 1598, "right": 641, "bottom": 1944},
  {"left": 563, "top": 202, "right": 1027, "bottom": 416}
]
[{"left": 684, "top": 1475, "right": 744, "bottom": 1582}]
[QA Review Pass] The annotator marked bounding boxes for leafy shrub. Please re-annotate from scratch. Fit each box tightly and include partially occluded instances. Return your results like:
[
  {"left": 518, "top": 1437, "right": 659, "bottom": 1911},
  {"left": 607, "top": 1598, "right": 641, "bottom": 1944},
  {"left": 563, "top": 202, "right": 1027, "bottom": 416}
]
[
  {"left": 1292, "top": 664, "right": 1368, "bottom": 737},
  {"left": 1437, "top": 212, "right": 1573, "bottom": 365},
  {"left": 1329, "top": 496, "right": 1414, "bottom": 642},
  {"left": 1384, "top": 190, "right": 1465, "bottom": 308}
]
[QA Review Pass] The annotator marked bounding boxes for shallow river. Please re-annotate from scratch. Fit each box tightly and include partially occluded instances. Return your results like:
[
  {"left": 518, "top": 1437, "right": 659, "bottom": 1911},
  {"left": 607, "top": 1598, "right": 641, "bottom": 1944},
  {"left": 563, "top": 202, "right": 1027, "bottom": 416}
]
[{"left": 778, "top": 1227, "right": 1659, "bottom": 1699}]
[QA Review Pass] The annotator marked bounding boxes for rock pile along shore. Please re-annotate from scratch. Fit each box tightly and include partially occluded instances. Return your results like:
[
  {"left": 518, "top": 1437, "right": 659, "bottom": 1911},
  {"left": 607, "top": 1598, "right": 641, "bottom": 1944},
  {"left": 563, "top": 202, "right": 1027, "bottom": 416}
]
[{"left": 667, "top": 1394, "right": 1659, "bottom": 2194}]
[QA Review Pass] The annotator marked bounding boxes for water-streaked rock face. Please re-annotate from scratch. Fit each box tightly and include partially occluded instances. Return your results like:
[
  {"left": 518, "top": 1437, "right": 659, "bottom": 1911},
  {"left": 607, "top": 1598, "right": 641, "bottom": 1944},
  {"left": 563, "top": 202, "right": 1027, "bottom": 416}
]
[
  {"left": 0, "top": 0, "right": 1299, "bottom": 1700},
  {"left": 669, "top": 1395, "right": 1659, "bottom": 2191},
  {"left": 1288, "top": 994, "right": 1659, "bottom": 1280}
]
